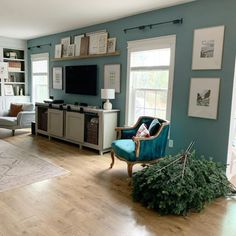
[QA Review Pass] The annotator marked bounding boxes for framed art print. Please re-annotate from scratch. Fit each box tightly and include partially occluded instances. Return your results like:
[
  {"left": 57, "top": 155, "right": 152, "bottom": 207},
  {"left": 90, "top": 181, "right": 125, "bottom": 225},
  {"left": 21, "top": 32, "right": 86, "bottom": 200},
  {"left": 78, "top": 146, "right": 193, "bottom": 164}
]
[
  {"left": 104, "top": 64, "right": 120, "bottom": 93},
  {"left": 4, "top": 85, "right": 14, "bottom": 96},
  {"left": 53, "top": 67, "right": 63, "bottom": 90},
  {"left": 188, "top": 78, "right": 220, "bottom": 119},
  {"left": 54, "top": 44, "right": 62, "bottom": 58},
  {"left": 107, "top": 38, "right": 116, "bottom": 53},
  {"left": 192, "top": 25, "right": 225, "bottom": 70}
]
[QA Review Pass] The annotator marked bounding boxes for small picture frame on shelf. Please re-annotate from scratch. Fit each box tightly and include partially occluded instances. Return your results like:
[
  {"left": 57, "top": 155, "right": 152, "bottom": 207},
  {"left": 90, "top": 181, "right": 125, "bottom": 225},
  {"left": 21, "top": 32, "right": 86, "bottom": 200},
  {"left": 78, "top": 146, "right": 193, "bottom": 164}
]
[
  {"left": 88, "top": 32, "right": 108, "bottom": 55},
  {"left": 61, "top": 37, "right": 71, "bottom": 57},
  {"left": 80, "top": 36, "right": 89, "bottom": 56},
  {"left": 4, "top": 85, "right": 14, "bottom": 96},
  {"left": 74, "top": 34, "right": 84, "bottom": 56},
  {"left": 107, "top": 38, "right": 116, "bottom": 53},
  {"left": 67, "top": 44, "right": 75, "bottom": 57},
  {"left": 55, "top": 44, "right": 62, "bottom": 58}
]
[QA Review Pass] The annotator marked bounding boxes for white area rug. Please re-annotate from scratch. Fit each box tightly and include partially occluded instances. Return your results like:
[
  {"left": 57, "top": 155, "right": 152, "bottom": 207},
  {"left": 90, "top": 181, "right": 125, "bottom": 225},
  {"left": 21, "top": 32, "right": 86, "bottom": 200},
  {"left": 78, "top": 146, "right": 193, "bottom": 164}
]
[{"left": 0, "top": 140, "right": 68, "bottom": 192}]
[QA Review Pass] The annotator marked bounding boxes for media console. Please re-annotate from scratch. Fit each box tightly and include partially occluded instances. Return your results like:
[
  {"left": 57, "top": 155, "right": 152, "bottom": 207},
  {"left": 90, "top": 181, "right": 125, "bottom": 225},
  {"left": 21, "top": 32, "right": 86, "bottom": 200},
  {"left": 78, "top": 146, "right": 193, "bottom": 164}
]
[{"left": 35, "top": 103, "right": 119, "bottom": 155}]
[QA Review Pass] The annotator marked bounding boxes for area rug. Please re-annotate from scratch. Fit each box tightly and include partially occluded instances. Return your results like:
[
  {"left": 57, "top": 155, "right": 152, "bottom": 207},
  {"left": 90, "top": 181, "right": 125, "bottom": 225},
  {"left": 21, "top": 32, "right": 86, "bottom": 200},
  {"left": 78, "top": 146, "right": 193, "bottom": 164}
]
[{"left": 0, "top": 140, "right": 69, "bottom": 192}]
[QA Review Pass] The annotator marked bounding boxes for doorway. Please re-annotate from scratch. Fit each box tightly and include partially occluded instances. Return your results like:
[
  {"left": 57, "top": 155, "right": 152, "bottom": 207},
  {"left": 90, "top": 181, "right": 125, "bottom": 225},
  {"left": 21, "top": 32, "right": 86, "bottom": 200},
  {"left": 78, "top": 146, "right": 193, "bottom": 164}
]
[{"left": 227, "top": 59, "right": 236, "bottom": 181}]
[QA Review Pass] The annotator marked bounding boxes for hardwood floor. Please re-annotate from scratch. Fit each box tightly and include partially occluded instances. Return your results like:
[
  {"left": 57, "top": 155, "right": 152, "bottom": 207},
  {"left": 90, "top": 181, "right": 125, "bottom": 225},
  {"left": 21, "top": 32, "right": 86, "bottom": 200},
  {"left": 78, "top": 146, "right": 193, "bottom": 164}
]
[{"left": 0, "top": 129, "right": 236, "bottom": 236}]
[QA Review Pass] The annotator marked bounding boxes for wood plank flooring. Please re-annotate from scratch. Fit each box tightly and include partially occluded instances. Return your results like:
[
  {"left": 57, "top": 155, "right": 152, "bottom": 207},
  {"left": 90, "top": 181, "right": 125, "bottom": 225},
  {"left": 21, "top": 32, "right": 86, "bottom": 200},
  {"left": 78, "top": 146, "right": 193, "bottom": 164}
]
[{"left": 0, "top": 128, "right": 236, "bottom": 236}]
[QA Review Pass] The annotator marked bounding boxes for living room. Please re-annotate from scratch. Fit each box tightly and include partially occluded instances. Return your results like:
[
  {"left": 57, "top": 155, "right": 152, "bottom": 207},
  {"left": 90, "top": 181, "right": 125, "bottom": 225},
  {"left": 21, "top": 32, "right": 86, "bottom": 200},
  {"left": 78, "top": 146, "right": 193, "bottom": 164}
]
[{"left": 0, "top": 0, "right": 236, "bottom": 235}]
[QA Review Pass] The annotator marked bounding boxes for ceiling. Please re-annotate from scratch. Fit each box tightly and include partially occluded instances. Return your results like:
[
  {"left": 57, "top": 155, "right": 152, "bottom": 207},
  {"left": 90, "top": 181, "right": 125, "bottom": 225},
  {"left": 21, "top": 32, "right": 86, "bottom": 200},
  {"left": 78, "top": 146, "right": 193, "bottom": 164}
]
[{"left": 0, "top": 0, "right": 193, "bottom": 40}]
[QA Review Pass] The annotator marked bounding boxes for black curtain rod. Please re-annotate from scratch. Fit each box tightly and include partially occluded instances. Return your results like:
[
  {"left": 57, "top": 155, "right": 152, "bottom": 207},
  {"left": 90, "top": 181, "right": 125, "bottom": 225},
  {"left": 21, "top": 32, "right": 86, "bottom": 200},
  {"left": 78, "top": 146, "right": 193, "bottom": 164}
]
[
  {"left": 28, "top": 43, "right": 52, "bottom": 50},
  {"left": 124, "top": 18, "right": 183, "bottom": 33}
]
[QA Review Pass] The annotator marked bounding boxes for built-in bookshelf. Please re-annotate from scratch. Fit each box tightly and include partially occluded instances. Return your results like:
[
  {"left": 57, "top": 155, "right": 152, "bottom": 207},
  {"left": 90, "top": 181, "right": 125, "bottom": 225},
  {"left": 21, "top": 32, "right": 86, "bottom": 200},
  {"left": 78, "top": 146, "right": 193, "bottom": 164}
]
[
  {"left": 0, "top": 36, "right": 30, "bottom": 110},
  {"left": 3, "top": 48, "right": 26, "bottom": 96}
]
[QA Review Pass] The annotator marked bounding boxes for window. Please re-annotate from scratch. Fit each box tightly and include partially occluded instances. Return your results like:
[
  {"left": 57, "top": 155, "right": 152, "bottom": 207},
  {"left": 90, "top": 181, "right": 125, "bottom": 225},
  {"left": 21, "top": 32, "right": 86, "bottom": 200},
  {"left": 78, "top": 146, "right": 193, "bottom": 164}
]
[
  {"left": 126, "top": 36, "right": 176, "bottom": 125},
  {"left": 31, "top": 53, "right": 49, "bottom": 103}
]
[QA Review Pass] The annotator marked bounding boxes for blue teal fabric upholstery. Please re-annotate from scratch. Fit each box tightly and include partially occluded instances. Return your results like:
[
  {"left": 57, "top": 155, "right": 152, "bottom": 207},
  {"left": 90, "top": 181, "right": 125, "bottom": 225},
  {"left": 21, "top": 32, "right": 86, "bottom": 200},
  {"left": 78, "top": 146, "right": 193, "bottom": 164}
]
[
  {"left": 111, "top": 139, "right": 136, "bottom": 161},
  {"left": 121, "top": 117, "right": 158, "bottom": 139},
  {"left": 137, "top": 125, "right": 169, "bottom": 160},
  {"left": 112, "top": 117, "right": 169, "bottom": 162}
]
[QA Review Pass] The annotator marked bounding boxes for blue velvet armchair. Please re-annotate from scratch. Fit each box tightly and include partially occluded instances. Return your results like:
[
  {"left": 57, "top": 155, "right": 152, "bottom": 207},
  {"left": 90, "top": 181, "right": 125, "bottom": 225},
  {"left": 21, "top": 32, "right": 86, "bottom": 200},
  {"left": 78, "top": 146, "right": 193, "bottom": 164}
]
[{"left": 110, "top": 116, "right": 170, "bottom": 177}]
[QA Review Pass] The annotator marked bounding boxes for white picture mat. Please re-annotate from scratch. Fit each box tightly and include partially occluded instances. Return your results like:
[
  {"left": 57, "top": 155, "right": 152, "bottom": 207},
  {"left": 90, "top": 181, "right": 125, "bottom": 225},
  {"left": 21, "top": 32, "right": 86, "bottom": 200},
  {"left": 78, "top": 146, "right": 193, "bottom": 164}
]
[
  {"left": 89, "top": 32, "right": 108, "bottom": 54},
  {"left": 67, "top": 44, "right": 75, "bottom": 57},
  {"left": 61, "top": 37, "right": 71, "bottom": 57},
  {"left": 104, "top": 64, "right": 120, "bottom": 93},
  {"left": 53, "top": 67, "right": 63, "bottom": 90},
  {"left": 5, "top": 85, "right": 14, "bottom": 96},
  {"left": 54, "top": 44, "right": 62, "bottom": 58},
  {"left": 192, "top": 25, "right": 225, "bottom": 70},
  {"left": 188, "top": 78, "right": 220, "bottom": 119},
  {"left": 107, "top": 38, "right": 116, "bottom": 53}
]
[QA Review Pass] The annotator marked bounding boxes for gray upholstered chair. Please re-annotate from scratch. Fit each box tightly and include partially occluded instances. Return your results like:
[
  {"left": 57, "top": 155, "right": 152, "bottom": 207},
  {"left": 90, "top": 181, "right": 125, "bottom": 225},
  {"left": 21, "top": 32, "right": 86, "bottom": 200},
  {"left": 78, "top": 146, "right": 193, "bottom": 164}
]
[{"left": 0, "top": 103, "right": 35, "bottom": 135}]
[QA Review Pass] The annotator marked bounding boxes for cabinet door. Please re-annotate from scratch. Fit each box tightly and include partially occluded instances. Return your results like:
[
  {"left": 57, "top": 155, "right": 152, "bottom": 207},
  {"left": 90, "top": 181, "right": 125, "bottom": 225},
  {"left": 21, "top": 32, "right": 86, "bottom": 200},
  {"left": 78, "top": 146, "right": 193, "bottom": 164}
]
[
  {"left": 48, "top": 109, "right": 64, "bottom": 137},
  {"left": 102, "top": 112, "right": 117, "bottom": 149},
  {"left": 65, "top": 111, "right": 84, "bottom": 143}
]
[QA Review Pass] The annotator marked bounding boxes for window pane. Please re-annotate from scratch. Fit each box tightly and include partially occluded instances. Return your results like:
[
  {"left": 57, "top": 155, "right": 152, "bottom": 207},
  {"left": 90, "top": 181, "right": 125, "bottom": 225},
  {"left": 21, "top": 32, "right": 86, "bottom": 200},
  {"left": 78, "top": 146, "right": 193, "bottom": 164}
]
[
  {"left": 145, "top": 91, "right": 156, "bottom": 109},
  {"left": 156, "top": 91, "right": 168, "bottom": 110},
  {"left": 33, "top": 75, "right": 48, "bottom": 85},
  {"left": 34, "top": 85, "right": 48, "bottom": 103},
  {"left": 144, "top": 109, "right": 155, "bottom": 117},
  {"left": 32, "top": 75, "right": 48, "bottom": 103},
  {"left": 131, "top": 48, "right": 170, "bottom": 67},
  {"left": 135, "top": 108, "right": 145, "bottom": 121},
  {"left": 131, "top": 70, "right": 169, "bottom": 89},
  {"left": 134, "top": 89, "right": 167, "bottom": 120},
  {"left": 155, "top": 109, "right": 166, "bottom": 120},
  {"left": 135, "top": 90, "right": 145, "bottom": 108},
  {"left": 32, "top": 60, "right": 48, "bottom": 73}
]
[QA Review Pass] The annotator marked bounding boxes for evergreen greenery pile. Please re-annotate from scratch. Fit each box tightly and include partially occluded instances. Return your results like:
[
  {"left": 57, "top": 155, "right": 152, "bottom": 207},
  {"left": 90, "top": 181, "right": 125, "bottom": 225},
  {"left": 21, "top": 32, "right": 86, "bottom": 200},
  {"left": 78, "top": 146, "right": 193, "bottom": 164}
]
[{"left": 132, "top": 151, "right": 235, "bottom": 215}]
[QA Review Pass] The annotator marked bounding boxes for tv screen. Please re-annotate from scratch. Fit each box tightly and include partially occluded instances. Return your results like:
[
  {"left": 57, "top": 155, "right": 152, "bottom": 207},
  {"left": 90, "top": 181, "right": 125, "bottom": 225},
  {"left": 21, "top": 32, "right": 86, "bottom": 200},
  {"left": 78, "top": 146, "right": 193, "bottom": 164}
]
[{"left": 65, "top": 65, "right": 97, "bottom": 95}]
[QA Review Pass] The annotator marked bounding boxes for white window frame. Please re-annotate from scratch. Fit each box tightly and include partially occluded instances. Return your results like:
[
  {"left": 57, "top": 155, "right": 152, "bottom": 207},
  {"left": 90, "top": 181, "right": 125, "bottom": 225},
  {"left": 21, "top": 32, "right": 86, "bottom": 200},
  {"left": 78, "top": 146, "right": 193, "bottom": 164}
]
[
  {"left": 125, "top": 35, "right": 176, "bottom": 125},
  {"left": 31, "top": 53, "right": 49, "bottom": 103}
]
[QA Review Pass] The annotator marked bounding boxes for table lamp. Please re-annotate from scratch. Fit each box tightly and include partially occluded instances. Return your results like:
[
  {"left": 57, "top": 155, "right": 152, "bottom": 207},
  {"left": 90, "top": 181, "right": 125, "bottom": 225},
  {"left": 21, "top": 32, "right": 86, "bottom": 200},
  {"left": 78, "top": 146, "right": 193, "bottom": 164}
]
[{"left": 101, "top": 89, "right": 115, "bottom": 110}]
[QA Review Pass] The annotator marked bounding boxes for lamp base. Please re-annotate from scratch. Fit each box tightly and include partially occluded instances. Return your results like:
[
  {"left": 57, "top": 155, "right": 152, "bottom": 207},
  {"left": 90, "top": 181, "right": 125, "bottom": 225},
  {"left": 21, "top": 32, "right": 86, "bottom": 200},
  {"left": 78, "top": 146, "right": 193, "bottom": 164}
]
[{"left": 103, "top": 100, "right": 112, "bottom": 110}]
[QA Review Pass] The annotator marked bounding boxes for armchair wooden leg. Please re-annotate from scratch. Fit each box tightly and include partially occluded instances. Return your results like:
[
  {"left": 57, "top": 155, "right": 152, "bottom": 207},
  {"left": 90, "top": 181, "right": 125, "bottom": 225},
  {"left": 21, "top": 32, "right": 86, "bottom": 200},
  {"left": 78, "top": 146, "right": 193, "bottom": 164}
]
[
  {"left": 110, "top": 150, "right": 115, "bottom": 169},
  {"left": 127, "top": 163, "right": 134, "bottom": 177},
  {"left": 12, "top": 130, "right": 15, "bottom": 136}
]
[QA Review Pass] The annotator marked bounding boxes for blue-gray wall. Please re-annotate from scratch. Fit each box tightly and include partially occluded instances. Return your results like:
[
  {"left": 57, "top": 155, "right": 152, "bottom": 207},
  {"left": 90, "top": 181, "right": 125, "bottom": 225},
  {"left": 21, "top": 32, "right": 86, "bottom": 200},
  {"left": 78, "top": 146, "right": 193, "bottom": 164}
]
[{"left": 27, "top": 0, "right": 236, "bottom": 163}]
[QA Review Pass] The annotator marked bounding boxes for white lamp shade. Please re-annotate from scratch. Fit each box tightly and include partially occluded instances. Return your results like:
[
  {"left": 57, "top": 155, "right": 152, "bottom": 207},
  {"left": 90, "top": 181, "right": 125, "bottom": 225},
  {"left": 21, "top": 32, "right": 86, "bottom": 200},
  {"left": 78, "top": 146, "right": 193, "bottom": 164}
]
[{"left": 101, "top": 89, "right": 115, "bottom": 99}]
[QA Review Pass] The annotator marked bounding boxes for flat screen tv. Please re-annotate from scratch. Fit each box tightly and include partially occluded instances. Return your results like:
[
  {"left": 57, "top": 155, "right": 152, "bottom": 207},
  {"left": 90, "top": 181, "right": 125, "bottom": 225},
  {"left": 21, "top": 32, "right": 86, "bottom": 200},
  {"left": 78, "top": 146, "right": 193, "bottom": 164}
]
[{"left": 65, "top": 65, "right": 97, "bottom": 95}]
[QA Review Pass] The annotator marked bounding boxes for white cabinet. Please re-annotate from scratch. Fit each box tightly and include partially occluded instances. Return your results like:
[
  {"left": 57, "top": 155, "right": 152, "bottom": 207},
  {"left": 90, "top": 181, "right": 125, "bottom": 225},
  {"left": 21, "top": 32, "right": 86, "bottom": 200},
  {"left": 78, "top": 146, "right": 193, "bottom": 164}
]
[
  {"left": 48, "top": 109, "right": 64, "bottom": 137},
  {"left": 65, "top": 111, "right": 84, "bottom": 143},
  {"left": 36, "top": 103, "right": 119, "bottom": 154}
]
